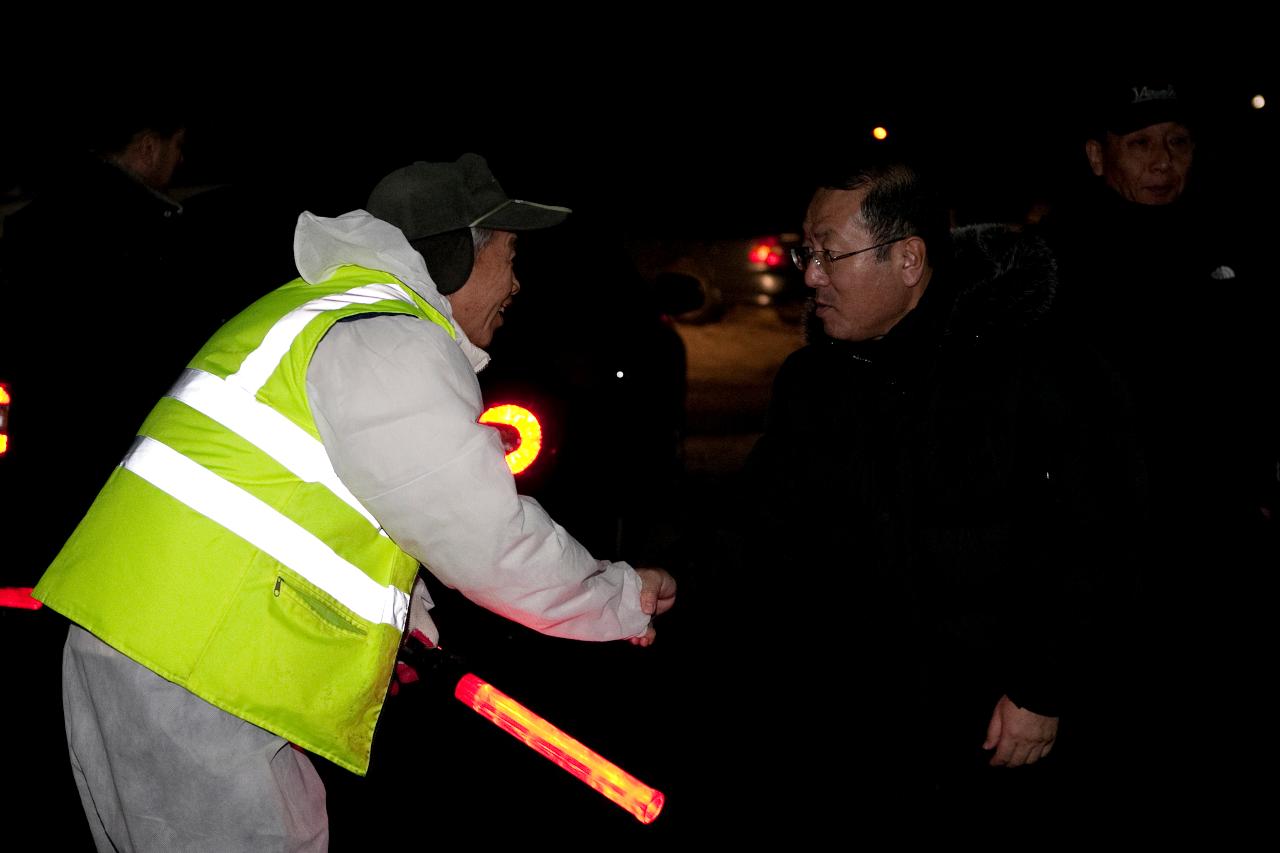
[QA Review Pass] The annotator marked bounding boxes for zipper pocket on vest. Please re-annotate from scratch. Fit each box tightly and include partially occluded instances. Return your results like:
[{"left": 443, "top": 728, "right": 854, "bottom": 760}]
[{"left": 274, "top": 575, "right": 369, "bottom": 638}]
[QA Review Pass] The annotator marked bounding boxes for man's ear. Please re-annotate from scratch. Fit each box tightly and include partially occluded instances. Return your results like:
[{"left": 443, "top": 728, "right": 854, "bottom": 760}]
[
  {"left": 133, "top": 131, "right": 161, "bottom": 165},
  {"left": 900, "top": 236, "right": 928, "bottom": 287},
  {"left": 119, "top": 131, "right": 168, "bottom": 180},
  {"left": 1085, "top": 139, "right": 1105, "bottom": 177}
]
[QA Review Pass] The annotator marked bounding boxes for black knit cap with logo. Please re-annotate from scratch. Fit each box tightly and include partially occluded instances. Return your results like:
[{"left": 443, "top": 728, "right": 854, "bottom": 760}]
[
  {"left": 367, "top": 153, "right": 571, "bottom": 294},
  {"left": 1093, "top": 81, "right": 1192, "bottom": 138}
]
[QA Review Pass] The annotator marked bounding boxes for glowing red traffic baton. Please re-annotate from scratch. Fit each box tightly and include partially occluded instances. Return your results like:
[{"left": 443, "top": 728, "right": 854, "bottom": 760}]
[{"left": 454, "top": 672, "right": 664, "bottom": 824}]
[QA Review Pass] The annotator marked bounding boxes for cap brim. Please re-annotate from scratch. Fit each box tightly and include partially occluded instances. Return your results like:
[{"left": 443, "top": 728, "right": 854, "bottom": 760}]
[{"left": 471, "top": 199, "right": 571, "bottom": 231}]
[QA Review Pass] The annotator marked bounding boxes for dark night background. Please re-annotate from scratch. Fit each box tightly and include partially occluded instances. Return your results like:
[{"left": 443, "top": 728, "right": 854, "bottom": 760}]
[
  {"left": 2, "top": 42, "right": 1278, "bottom": 844},
  {"left": 6, "top": 51, "right": 1276, "bottom": 240}
]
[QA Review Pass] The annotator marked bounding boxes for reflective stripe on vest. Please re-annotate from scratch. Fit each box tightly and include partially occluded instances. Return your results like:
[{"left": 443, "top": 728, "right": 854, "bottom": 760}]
[
  {"left": 230, "top": 282, "right": 417, "bottom": 393},
  {"left": 126, "top": 280, "right": 430, "bottom": 629},
  {"left": 167, "top": 368, "right": 386, "bottom": 536},
  {"left": 122, "top": 436, "right": 409, "bottom": 628}
]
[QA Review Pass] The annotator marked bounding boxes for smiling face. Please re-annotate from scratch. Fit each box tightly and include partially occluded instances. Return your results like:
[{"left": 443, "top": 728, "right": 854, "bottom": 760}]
[
  {"left": 1087, "top": 121, "right": 1194, "bottom": 206},
  {"left": 447, "top": 231, "right": 520, "bottom": 347},
  {"left": 801, "top": 187, "right": 929, "bottom": 342}
]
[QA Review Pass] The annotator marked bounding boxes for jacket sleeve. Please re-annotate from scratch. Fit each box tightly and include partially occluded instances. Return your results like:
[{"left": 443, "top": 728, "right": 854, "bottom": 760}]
[
  {"left": 1001, "top": 341, "right": 1147, "bottom": 718},
  {"left": 305, "top": 314, "right": 649, "bottom": 642}
]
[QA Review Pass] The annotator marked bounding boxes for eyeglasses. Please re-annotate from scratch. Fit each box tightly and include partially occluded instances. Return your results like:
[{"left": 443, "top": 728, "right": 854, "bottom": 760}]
[{"left": 790, "top": 237, "right": 910, "bottom": 273}]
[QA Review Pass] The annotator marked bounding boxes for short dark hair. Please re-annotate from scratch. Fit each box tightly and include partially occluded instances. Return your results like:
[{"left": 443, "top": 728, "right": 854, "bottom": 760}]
[
  {"left": 88, "top": 109, "right": 186, "bottom": 156},
  {"left": 818, "top": 154, "right": 951, "bottom": 269}
]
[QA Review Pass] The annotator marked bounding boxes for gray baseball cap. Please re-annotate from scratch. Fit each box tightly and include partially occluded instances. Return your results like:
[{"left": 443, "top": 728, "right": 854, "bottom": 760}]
[{"left": 367, "top": 153, "right": 571, "bottom": 241}]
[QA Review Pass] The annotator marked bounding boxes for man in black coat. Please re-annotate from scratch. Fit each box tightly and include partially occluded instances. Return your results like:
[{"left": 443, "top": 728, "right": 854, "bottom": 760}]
[
  {"left": 1041, "top": 80, "right": 1278, "bottom": 825},
  {"left": 739, "top": 154, "right": 1137, "bottom": 827}
]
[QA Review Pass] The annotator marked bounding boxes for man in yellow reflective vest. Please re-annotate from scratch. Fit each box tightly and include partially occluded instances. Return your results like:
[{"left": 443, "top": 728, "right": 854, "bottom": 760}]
[{"left": 35, "top": 154, "right": 676, "bottom": 850}]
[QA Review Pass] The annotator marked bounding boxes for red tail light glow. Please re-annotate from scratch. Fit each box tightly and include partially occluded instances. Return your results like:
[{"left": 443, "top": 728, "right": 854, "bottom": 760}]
[
  {"left": 748, "top": 238, "right": 785, "bottom": 268},
  {"left": 0, "top": 588, "right": 42, "bottom": 611},
  {"left": 479, "top": 404, "right": 542, "bottom": 475},
  {"left": 0, "top": 382, "right": 9, "bottom": 457},
  {"left": 454, "top": 672, "right": 664, "bottom": 824}
]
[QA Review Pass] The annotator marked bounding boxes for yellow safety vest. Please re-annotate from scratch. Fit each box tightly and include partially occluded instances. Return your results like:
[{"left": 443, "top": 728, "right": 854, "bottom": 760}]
[{"left": 35, "top": 265, "right": 455, "bottom": 774}]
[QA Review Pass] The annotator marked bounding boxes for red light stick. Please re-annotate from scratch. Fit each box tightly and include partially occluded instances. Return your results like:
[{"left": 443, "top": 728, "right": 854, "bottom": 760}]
[{"left": 454, "top": 672, "right": 664, "bottom": 824}]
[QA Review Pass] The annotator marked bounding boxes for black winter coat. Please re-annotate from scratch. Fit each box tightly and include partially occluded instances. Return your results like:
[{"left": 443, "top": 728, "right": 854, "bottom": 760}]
[{"left": 743, "top": 225, "right": 1140, "bottom": 735}]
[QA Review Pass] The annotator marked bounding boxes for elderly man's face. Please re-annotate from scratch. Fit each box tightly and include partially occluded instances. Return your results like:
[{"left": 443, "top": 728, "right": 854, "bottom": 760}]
[
  {"left": 1086, "top": 121, "right": 1194, "bottom": 206},
  {"left": 801, "top": 187, "right": 924, "bottom": 342},
  {"left": 448, "top": 231, "right": 520, "bottom": 348}
]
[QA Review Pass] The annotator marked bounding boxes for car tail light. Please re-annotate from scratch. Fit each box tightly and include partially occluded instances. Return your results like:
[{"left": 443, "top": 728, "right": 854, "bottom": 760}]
[
  {"left": 0, "top": 381, "right": 10, "bottom": 457},
  {"left": 748, "top": 238, "right": 785, "bottom": 269},
  {"left": 479, "top": 404, "right": 543, "bottom": 475},
  {"left": 0, "top": 588, "right": 41, "bottom": 610}
]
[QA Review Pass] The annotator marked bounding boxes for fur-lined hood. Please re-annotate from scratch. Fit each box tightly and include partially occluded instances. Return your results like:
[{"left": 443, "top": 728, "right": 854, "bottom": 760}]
[{"left": 945, "top": 223, "right": 1058, "bottom": 343}]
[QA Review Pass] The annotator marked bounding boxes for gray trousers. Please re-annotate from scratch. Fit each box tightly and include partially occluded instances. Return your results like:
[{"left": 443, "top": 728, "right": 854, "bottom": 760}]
[{"left": 62, "top": 625, "right": 329, "bottom": 852}]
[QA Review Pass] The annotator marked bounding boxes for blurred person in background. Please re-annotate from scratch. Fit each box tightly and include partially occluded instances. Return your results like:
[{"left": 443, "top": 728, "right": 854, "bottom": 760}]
[{"left": 1041, "top": 78, "right": 1278, "bottom": 824}]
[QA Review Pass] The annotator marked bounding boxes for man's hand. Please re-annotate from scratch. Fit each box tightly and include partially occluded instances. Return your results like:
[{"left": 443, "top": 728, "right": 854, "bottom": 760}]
[
  {"left": 629, "top": 568, "right": 677, "bottom": 647},
  {"left": 983, "top": 694, "right": 1058, "bottom": 767}
]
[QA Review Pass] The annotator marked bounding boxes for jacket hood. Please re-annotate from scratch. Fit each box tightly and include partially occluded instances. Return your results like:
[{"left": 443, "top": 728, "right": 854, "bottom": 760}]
[
  {"left": 292, "top": 210, "right": 490, "bottom": 371},
  {"left": 945, "top": 224, "right": 1057, "bottom": 342}
]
